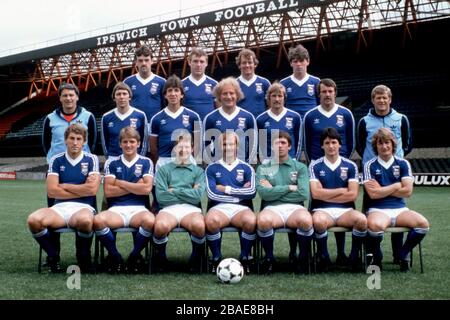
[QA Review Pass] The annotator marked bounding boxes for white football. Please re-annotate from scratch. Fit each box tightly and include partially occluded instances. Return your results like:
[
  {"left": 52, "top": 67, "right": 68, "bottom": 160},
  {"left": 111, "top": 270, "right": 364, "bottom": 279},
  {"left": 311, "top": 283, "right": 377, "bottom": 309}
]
[{"left": 216, "top": 258, "right": 244, "bottom": 284}]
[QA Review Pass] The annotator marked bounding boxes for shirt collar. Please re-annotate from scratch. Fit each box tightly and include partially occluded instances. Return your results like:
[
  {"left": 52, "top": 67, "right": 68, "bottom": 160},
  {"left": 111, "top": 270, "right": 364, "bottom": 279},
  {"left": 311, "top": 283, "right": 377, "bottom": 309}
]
[
  {"left": 377, "top": 156, "right": 395, "bottom": 169},
  {"left": 323, "top": 156, "right": 342, "bottom": 171},
  {"left": 120, "top": 154, "right": 140, "bottom": 168},
  {"left": 65, "top": 151, "right": 84, "bottom": 166}
]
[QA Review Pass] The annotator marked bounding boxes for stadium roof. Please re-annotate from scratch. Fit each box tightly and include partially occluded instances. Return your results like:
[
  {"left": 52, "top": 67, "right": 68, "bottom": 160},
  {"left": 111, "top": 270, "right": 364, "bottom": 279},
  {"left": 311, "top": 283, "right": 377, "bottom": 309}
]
[{"left": 1, "top": 0, "right": 449, "bottom": 95}]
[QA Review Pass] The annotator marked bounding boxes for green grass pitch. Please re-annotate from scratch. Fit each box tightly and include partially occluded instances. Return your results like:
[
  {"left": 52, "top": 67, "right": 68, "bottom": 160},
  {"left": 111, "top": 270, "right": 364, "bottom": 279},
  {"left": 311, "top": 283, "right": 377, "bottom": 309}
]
[{"left": 0, "top": 180, "right": 449, "bottom": 300}]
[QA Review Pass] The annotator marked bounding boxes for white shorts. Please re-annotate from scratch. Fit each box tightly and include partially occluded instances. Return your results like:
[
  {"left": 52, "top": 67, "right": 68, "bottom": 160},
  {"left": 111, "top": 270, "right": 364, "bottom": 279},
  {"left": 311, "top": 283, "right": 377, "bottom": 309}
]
[
  {"left": 210, "top": 203, "right": 250, "bottom": 220},
  {"left": 264, "top": 204, "right": 306, "bottom": 226},
  {"left": 159, "top": 203, "right": 202, "bottom": 226},
  {"left": 313, "top": 207, "right": 353, "bottom": 222},
  {"left": 109, "top": 205, "right": 150, "bottom": 227},
  {"left": 51, "top": 202, "right": 95, "bottom": 226},
  {"left": 367, "top": 207, "right": 409, "bottom": 227}
]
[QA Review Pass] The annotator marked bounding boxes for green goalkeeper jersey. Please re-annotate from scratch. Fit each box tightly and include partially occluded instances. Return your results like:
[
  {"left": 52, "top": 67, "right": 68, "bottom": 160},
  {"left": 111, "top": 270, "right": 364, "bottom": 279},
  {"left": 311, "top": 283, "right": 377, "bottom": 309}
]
[
  {"left": 256, "top": 157, "right": 309, "bottom": 206},
  {"left": 155, "top": 161, "right": 205, "bottom": 209}
]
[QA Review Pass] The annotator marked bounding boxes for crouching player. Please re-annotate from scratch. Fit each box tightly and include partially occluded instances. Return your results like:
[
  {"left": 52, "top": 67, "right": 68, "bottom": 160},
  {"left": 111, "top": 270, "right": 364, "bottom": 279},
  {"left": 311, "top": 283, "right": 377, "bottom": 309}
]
[
  {"left": 153, "top": 133, "right": 206, "bottom": 273},
  {"left": 27, "top": 124, "right": 100, "bottom": 273},
  {"left": 309, "top": 128, "right": 367, "bottom": 272},
  {"left": 364, "top": 128, "right": 429, "bottom": 271},
  {"left": 94, "top": 127, "right": 155, "bottom": 273},
  {"left": 256, "top": 131, "right": 313, "bottom": 274}
]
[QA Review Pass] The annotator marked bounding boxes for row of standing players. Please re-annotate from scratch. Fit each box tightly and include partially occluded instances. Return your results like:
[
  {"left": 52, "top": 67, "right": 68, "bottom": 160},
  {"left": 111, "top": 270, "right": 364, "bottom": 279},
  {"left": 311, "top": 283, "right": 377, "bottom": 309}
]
[{"left": 33, "top": 44, "right": 427, "bottom": 274}]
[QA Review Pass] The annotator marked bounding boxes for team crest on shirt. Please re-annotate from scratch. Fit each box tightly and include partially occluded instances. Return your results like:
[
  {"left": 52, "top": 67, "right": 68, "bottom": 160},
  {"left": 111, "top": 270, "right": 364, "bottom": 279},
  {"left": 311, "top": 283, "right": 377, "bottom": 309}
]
[
  {"left": 255, "top": 83, "right": 263, "bottom": 94},
  {"left": 307, "top": 84, "right": 315, "bottom": 96},
  {"left": 116, "top": 167, "right": 122, "bottom": 173},
  {"left": 182, "top": 115, "right": 190, "bottom": 127},
  {"left": 287, "top": 87, "right": 293, "bottom": 93},
  {"left": 205, "top": 84, "right": 212, "bottom": 94},
  {"left": 237, "top": 118, "right": 246, "bottom": 129},
  {"left": 131, "top": 85, "right": 137, "bottom": 91},
  {"left": 336, "top": 115, "right": 344, "bottom": 128},
  {"left": 150, "top": 83, "right": 159, "bottom": 95},
  {"left": 264, "top": 121, "right": 270, "bottom": 128},
  {"left": 134, "top": 164, "right": 143, "bottom": 177},
  {"left": 129, "top": 118, "right": 138, "bottom": 128},
  {"left": 160, "top": 119, "right": 166, "bottom": 126},
  {"left": 81, "top": 162, "right": 89, "bottom": 176},
  {"left": 285, "top": 117, "right": 293, "bottom": 129},
  {"left": 392, "top": 165, "right": 400, "bottom": 178},
  {"left": 236, "top": 169, "right": 244, "bottom": 182},
  {"left": 319, "top": 170, "right": 326, "bottom": 177},
  {"left": 289, "top": 171, "right": 298, "bottom": 184},
  {"left": 340, "top": 167, "right": 348, "bottom": 181},
  {"left": 60, "top": 165, "right": 66, "bottom": 172},
  {"left": 108, "top": 122, "right": 114, "bottom": 128}
]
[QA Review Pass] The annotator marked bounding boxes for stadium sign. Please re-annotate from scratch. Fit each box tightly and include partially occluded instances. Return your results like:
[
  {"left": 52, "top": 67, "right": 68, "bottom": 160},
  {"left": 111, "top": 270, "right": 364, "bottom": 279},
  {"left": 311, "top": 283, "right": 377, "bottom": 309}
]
[
  {"left": 0, "top": 172, "right": 16, "bottom": 180},
  {"left": 1, "top": 0, "right": 330, "bottom": 66},
  {"left": 414, "top": 174, "right": 450, "bottom": 186},
  {"left": 97, "top": 0, "right": 328, "bottom": 46}
]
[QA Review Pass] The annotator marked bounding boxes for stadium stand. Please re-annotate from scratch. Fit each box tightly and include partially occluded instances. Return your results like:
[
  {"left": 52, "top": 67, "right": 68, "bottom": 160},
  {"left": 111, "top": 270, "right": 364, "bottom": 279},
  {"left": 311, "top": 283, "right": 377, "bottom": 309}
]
[{"left": 0, "top": 1, "right": 448, "bottom": 171}]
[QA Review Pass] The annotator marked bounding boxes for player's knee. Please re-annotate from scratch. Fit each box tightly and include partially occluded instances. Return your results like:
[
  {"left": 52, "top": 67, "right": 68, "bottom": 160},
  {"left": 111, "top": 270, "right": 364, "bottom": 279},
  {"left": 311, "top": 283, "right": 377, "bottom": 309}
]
[
  {"left": 355, "top": 214, "right": 368, "bottom": 230},
  {"left": 154, "top": 220, "right": 171, "bottom": 236},
  {"left": 367, "top": 220, "right": 384, "bottom": 232},
  {"left": 417, "top": 215, "right": 429, "bottom": 229},
  {"left": 300, "top": 213, "right": 313, "bottom": 229},
  {"left": 257, "top": 214, "right": 272, "bottom": 230},
  {"left": 92, "top": 215, "right": 106, "bottom": 230},
  {"left": 190, "top": 222, "right": 205, "bottom": 237},
  {"left": 141, "top": 216, "right": 155, "bottom": 231},
  {"left": 77, "top": 216, "right": 93, "bottom": 232},
  {"left": 313, "top": 216, "right": 327, "bottom": 231},
  {"left": 27, "top": 214, "right": 41, "bottom": 230},
  {"left": 205, "top": 214, "right": 221, "bottom": 230},
  {"left": 242, "top": 220, "right": 256, "bottom": 233}
]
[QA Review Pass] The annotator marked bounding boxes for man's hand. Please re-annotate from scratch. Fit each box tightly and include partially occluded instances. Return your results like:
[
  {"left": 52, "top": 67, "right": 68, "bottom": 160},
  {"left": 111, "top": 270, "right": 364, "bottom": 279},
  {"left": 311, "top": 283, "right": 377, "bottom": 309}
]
[
  {"left": 365, "top": 179, "right": 380, "bottom": 189},
  {"left": 288, "top": 185, "right": 298, "bottom": 192},
  {"left": 216, "top": 184, "right": 226, "bottom": 193},
  {"left": 259, "top": 179, "right": 272, "bottom": 188}
]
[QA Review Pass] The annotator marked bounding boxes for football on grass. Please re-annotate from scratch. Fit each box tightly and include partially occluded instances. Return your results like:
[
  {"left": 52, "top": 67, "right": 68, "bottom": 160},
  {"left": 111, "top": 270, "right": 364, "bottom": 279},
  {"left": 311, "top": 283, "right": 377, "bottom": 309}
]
[{"left": 216, "top": 258, "right": 244, "bottom": 284}]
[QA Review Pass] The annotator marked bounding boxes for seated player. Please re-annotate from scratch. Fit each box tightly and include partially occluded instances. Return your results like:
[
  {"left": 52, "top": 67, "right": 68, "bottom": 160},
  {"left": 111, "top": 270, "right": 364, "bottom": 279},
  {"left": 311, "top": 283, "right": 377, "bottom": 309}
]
[
  {"left": 94, "top": 127, "right": 155, "bottom": 273},
  {"left": 256, "top": 131, "right": 313, "bottom": 274},
  {"left": 363, "top": 128, "right": 429, "bottom": 272},
  {"left": 153, "top": 133, "right": 206, "bottom": 273},
  {"left": 27, "top": 124, "right": 100, "bottom": 273},
  {"left": 309, "top": 127, "right": 367, "bottom": 272},
  {"left": 205, "top": 132, "right": 257, "bottom": 274}
]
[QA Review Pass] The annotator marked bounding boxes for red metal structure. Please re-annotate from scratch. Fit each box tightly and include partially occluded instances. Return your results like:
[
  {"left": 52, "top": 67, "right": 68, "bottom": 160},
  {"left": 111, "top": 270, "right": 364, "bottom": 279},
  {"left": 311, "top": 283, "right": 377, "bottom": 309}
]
[{"left": 0, "top": 0, "right": 448, "bottom": 98}]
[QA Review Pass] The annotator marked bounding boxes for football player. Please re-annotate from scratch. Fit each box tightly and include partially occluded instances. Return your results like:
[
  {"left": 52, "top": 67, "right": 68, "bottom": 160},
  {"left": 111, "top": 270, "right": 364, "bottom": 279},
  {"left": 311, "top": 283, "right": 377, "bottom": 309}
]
[
  {"left": 363, "top": 128, "right": 429, "bottom": 272},
  {"left": 28, "top": 124, "right": 100, "bottom": 273},
  {"left": 94, "top": 126, "right": 155, "bottom": 273}
]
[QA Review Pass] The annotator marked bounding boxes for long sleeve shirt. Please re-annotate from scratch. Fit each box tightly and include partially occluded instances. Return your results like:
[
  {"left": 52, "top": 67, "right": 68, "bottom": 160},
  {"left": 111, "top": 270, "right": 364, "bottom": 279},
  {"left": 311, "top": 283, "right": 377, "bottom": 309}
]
[
  {"left": 256, "top": 157, "right": 309, "bottom": 206},
  {"left": 155, "top": 161, "right": 205, "bottom": 208}
]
